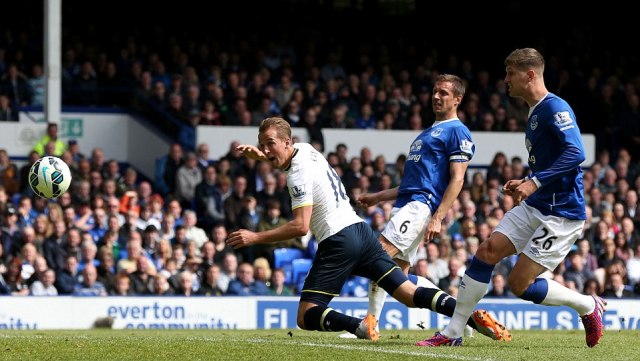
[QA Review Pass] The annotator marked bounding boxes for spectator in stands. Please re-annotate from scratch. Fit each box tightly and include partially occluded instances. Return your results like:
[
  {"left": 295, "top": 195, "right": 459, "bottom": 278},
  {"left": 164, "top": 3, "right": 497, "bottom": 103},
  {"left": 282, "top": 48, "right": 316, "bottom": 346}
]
[
  {"left": 174, "top": 270, "right": 196, "bottom": 296},
  {"left": 1, "top": 64, "right": 31, "bottom": 106},
  {"left": 425, "top": 242, "right": 449, "bottom": 286},
  {"left": 29, "top": 267, "right": 58, "bottom": 296},
  {"left": 194, "top": 165, "right": 224, "bottom": 233},
  {"left": 252, "top": 257, "right": 272, "bottom": 285},
  {"left": 117, "top": 167, "right": 139, "bottom": 195},
  {"left": 72, "top": 61, "right": 99, "bottom": 106},
  {"left": 217, "top": 252, "right": 238, "bottom": 293},
  {"left": 171, "top": 225, "right": 188, "bottom": 251},
  {"left": 73, "top": 263, "right": 107, "bottom": 296},
  {"left": 438, "top": 257, "right": 465, "bottom": 291},
  {"left": 152, "top": 238, "right": 171, "bottom": 271},
  {"left": 602, "top": 272, "right": 633, "bottom": 298},
  {"left": 0, "top": 149, "right": 18, "bottom": 195},
  {"left": 254, "top": 199, "right": 304, "bottom": 265},
  {"left": 129, "top": 256, "right": 156, "bottom": 295},
  {"left": 150, "top": 273, "right": 174, "bottom": 296},
  {"left": 582, "top": 278, "right": 602, "bottom": 296},
  {"left": 227, "top": 262, "right": 269, "bottom": 296},
  {"left": 269, "top": 267, "right": 293, "bottom": 296},
  {"left": 96, "top": 246, "right": 116, "bottom": 291},
  {"left": 164, "top": 200, "right": 182, "bottom": 229},
  {"left": 175, "top": 152, "right": 202, "bottom": 209},
  {"left": 159, "top": 143, "right": 184, "bottom": 197},
  {"left": 117, "top": 231, "right": 145, "bottom": 274},
  {"left": 180, "top": 209, "right": 207, "bottom": 250},
  {"left": 157, "top": 213, "right": 174, "bottom": 241},
  {"left": 199, "top": 100, "right": 222, "bottom": 126},
  {"left": 575, "top": 238, "right": 599, "bottom": 273},
  {"left": 77, "top": 239, "right": 99, "bottom": 272},
  {"left": 27, "top": 64, "right": 46, "bottom": 107},
  {"left": 563, "top": 251, "right": 594, "bottom": 293},
  {"left": 486, "top": 273, "right": 514, "bottom": 298},
  {"left": 33, "top": 123, "right": 66, "bottom": 157},
  {"left": 597, "top": 237, "right": 621, "bottom": 269},
  {"left": 110, "top": 273, "right": 133, "bottom": 296},
  {"left": 239, "top": 196, "right": 261, "bottom": 234},
  {"left": 224, "top": 175, "right": 250, "bottom": 231},
  {"left": 17, "top": 151, "right": 39, "bottom": 195},
  {"left": 206, "top": 224, "right": 230, "bottom": 265}
]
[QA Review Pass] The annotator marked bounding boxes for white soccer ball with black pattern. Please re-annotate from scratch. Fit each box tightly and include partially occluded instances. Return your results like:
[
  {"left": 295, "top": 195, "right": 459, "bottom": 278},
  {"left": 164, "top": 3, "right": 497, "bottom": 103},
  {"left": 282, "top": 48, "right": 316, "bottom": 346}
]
[{"left": 28, "top": 156, "right": 72, "bottom": 199}]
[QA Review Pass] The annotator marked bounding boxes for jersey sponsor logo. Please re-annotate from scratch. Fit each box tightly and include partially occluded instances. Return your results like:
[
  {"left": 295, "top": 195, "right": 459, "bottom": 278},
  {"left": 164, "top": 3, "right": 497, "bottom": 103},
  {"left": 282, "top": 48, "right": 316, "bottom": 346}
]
[
  {"left": 430, "top": 128, "right": 443, "bottom": 137},
  {"left": 525, "top": 138, "right": 532, "bottom": 153},
  {"left": 553, "top": 111, "right": 573, "bottom": 127},
  {"left": 460, "top": 139, "right": 474, "bottom": 154},
  {"left": 530, "top": 115, "right": 538, "bottom": 130},
  {"left": 410, "top": 139, "right": 422, "bottom": 152},
  {"left": 290, "top": 185, "right": 306, "bottom": 198},
  {"left": 407, "top": 153, "right": 421, "bottom": 162}
]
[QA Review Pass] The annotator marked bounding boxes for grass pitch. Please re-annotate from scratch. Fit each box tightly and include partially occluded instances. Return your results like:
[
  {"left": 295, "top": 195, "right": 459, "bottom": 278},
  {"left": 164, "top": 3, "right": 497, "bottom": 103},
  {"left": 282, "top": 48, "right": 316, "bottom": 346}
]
[{"left": 1, "top": 329, "right": 638, "bottom": 361}]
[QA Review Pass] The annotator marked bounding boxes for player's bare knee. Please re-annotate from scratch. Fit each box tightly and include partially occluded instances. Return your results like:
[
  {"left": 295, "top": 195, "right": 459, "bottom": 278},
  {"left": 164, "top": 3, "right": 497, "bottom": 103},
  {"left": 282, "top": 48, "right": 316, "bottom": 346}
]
[
  {"left": 296, "top": 314, "right": 307, "bottom": 330},
  {"left": 297, "top": 303, "right": 313, "bottom": 330},
  {"left": 475, "top": 241, "right": 500, "bottom": 264}
]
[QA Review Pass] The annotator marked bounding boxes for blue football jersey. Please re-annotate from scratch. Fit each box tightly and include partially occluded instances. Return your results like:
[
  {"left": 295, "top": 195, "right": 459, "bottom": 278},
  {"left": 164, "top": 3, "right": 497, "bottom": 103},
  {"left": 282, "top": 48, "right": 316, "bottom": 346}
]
[
  {"left": 524, "top": 93, "right": 586, "bottom": 220},
  {"left": 396, "top": 119, "right": 474, "bottom": 212}
]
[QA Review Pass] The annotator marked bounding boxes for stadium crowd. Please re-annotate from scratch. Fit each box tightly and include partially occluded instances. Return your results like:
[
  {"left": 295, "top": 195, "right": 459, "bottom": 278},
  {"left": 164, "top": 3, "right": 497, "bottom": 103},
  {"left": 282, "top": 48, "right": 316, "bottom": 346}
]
[{"left": 1, "top": 4, "right": 640, "bottom": 299}]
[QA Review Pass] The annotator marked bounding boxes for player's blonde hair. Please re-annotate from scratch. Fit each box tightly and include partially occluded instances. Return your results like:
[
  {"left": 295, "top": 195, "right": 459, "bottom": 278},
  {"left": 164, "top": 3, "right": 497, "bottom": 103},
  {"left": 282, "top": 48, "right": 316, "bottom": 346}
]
[
  {"left": 505, "top": 48, "right": 545, "bottom": 72},
  {"left": 259, "top": 117, "right": 291, "bottom": 141}
]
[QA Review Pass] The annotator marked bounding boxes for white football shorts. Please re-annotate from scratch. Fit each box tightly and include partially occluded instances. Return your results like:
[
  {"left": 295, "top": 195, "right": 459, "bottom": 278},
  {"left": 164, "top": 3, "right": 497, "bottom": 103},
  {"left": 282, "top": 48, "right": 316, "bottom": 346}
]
[
  {"left": 494, "top": 202, "right": 585, "bottom": 271},
  {"left": 381, "top": 200, "right": 432, "bottom": 265}
]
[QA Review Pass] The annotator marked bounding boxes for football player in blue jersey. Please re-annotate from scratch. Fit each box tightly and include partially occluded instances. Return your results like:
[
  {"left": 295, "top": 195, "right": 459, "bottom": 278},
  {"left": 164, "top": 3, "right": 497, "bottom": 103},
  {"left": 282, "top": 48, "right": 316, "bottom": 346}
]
[
  {"left": 356, "top": 74, "right": 511, "bottom": 342},
  {"left": 420, "top": 48, "right": 606, "bottom": 347}
]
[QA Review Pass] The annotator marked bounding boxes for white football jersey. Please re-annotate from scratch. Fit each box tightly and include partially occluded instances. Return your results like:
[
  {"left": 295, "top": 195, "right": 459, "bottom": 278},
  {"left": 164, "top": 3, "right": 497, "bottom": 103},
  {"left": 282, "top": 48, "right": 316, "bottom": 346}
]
[{"left": 285, "top": 143, "right": 362, "bottom": 242}]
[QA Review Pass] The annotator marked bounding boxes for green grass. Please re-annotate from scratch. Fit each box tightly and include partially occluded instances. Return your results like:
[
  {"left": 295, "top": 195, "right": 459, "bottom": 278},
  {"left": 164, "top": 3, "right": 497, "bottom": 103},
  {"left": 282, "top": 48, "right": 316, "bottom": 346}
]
[{"left": 1, "top": 329, "right": 638, "bottom": 361}]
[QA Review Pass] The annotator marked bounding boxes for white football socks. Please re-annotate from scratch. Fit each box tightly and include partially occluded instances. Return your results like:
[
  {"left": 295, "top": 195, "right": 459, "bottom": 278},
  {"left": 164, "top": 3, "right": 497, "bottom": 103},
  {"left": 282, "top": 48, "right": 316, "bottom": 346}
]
[
  {"left": 541, "top": 278, "right": 594, "bottom": 315},
  {"left": 442, "top": 274, "right": 488, "bottom": 338},
  {"left": 415, "top": 275, "right": 438, "bottom": 289},
  {"left": 367, "top": 281, "right": 388, "bottom": 323}
]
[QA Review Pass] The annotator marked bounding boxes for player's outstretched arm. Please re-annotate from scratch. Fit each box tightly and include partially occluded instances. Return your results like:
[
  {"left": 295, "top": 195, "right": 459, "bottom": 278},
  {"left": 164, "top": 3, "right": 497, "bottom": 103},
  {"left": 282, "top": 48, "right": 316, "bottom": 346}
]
[
  {"left": 227, "top": 205, "right": 312, "bottom": 248},
  {"left": 357, "top": 187, "right": 399, "bottom": 207},
  {"left": 236, "top": 144, "right": 269, "bottom": 162}
]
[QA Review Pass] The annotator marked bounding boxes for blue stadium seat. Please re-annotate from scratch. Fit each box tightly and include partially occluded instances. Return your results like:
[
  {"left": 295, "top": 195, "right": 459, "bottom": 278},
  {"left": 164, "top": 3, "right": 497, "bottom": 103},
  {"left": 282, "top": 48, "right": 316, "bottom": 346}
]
[
  {"left": 291, "top": 258, "right": 313, "bottom": 292},
  {"left": 273, "top": 248, "right": 305, "bottom": 284},
  {"left": 340, "top": 276, "right": 370, "bottom": 297},
  {"left": 273, "top": 248, "right": 304, "bottom": 269}
]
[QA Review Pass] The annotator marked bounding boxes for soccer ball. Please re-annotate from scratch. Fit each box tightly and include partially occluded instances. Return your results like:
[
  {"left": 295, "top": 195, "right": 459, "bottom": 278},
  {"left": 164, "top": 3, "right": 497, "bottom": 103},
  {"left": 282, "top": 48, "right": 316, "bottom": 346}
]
[{"left": 28, "top": 156, "right": 72, "bottom": 199}]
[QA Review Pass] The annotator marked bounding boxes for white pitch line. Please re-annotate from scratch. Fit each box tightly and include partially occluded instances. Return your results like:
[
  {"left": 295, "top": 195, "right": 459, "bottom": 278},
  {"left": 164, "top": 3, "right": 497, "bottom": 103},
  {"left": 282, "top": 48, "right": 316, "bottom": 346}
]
[{"left": 243, "top": 337, "right": 495, "bottom": 361}]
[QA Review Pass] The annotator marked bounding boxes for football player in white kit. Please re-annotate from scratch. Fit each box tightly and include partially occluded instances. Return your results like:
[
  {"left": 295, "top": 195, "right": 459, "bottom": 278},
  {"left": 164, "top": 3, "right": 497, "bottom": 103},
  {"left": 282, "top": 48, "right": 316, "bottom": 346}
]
[{"left": 227, "top": 117, "right": 506, "bottom": 342}]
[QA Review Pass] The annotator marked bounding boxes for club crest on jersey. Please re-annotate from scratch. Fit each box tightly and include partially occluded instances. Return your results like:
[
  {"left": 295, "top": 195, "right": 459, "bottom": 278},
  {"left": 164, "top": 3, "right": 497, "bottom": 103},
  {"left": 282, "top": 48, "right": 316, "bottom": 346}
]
[
  {"left": 530, "top": 115, "right": 538, "bottom": 130},
  {"left": 410, "top": 140, "right": 422, "bottom": 152},
  {"left": 290, "top": 185, "right": 306, "bottom": 198},
  {"left": 431, "top": 128, "right": 443, "bottom": 137}
]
